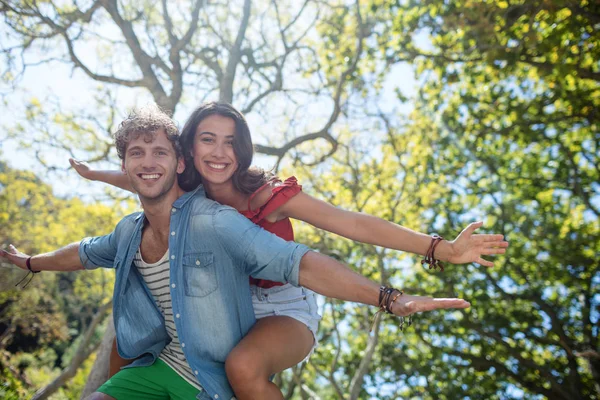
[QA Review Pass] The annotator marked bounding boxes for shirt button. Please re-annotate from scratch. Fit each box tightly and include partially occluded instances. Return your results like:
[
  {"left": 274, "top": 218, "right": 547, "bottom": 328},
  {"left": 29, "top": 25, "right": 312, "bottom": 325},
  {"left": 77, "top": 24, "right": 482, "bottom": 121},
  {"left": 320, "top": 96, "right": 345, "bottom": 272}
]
[
  {"left": 176, "top": 313, "right": 180, "bottom": 318},
  {"left": 214, "top": 395, "right": 219, "bottom": 399},
  {"left": 181, "top": 343, "right": 185, "bottom": 348},
  {"left": 195, "top": 260, "right": 200, "bottom": 265},
  {"left": 171, "top": 255, "right": 175, "bottom": 260},
  {"left": 171, "top": 231, "right": 176, "bottom": 236},
  {"left": 171, "top": 208, "right": 176, "bottom": 213},
  {"left": 194, "top": 370, "right": 198, "bottom": 375},
  {"left": 171, "top": 283, "right": 176, "bottom": 288}
]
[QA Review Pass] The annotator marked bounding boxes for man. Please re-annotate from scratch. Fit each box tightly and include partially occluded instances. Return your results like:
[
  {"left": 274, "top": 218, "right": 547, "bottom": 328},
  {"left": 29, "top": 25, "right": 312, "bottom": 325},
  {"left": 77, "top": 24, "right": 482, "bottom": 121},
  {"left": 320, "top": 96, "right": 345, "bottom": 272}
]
[{"left": 1, "top": 105, "right": 470, "bottom": 400}]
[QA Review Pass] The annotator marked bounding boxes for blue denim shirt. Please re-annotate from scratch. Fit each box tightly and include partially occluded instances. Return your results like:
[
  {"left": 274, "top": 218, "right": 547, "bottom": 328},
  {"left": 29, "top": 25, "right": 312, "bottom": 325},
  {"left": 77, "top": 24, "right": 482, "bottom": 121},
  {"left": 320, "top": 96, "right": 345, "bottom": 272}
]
[{"left": 78, "top": 186, "right": 310, "bottom": 400}]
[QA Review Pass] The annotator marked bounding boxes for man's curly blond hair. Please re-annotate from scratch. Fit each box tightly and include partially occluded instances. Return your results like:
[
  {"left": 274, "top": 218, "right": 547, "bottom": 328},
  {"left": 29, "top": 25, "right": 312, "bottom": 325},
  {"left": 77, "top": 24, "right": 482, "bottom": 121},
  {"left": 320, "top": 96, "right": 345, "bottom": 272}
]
[{"left": 114, "top": 104, "right": 182, "bottom": 160}]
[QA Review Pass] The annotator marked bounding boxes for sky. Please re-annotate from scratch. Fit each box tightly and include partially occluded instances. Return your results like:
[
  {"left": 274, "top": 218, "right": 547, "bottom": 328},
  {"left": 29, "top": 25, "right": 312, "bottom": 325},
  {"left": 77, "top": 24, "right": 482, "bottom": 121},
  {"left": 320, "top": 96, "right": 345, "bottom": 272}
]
[{"left": 0, "top": 24, "right": 418, "bottom": 199}]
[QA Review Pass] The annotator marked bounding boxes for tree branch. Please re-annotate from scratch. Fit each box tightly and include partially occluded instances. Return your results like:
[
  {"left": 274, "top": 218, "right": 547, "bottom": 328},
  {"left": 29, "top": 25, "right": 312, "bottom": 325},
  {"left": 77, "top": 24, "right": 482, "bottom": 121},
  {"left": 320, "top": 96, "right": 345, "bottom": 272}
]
[
  {"left": 31, "top": 301, "right": 112, "bottom": 400},
  {"left": 219, "top": 0, "right": 251, "bottom": 102}
]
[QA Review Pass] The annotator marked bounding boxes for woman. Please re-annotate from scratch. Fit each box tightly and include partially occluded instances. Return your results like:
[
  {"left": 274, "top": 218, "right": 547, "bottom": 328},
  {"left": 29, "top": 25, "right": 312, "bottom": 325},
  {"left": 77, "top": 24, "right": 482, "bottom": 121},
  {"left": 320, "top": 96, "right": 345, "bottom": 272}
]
[{"left": 70, "top": 102, "right": 507, "bottom": 399}]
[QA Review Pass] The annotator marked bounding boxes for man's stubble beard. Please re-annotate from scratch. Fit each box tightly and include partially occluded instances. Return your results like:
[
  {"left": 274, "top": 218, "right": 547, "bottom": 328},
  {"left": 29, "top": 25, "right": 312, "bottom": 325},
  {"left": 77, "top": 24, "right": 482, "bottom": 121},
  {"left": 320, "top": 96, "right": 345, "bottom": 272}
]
[{"left": 132, "top": 170, "right": 179, "bottom": 206}]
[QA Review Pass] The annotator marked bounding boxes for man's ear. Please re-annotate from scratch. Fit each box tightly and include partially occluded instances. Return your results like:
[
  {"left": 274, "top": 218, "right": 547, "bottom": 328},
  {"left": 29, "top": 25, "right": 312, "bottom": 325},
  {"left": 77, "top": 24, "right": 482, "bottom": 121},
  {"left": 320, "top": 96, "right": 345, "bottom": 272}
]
[
  {"left": 177, "top": 157, "right": 185, "bottom": 174},
  {"left": 121, "top": 160, "right": 127, "bottom": 174}
]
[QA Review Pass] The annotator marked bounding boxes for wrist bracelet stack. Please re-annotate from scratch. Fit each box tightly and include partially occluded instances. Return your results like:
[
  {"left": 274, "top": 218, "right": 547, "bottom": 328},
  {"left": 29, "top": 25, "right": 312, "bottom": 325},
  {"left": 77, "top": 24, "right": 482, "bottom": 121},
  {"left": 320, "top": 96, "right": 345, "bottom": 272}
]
[
  {"left": 421, "top": 234, "right": 444, "bottom": 272},
  {"left": 370, "top": 286, "right": 412, "bottom": 332}
]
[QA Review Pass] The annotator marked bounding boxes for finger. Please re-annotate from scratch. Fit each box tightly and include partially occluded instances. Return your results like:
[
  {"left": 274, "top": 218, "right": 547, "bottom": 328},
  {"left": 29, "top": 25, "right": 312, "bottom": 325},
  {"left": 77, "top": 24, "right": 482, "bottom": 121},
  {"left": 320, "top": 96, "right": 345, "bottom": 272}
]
[
  {"left": 487, "top": 241, "right": 509, "bottom": 248},
  {"left": 464, "top": 221, "right": 484, "bottom": 236},
  {"left": 476, "top": 257, "right": 494, "bottom": 268},
  {"left": 473, "top": 238, "right": 509, "bottom": 248},
  {"left": 472, "top": 234, "right": 505, "bottom": 241},
  {"left": 479, "top": 248, "right": 506, "bottom": 255},
  {"left": 408, "top": 298, "right": 471, "bottom": 313}
]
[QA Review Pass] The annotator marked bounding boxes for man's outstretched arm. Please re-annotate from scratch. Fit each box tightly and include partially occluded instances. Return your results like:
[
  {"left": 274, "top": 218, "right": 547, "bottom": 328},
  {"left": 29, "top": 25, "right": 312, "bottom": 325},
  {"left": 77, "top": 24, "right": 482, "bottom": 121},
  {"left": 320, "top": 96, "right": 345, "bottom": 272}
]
[
  {"left": 215, "top": 210, "right": 471, "bottom": 316},
  {"left": 1, "top": 243, "right": 84, "bottom": 272},
  {"left": 298, "top": 251, "right": 470, "bottom": 317}
]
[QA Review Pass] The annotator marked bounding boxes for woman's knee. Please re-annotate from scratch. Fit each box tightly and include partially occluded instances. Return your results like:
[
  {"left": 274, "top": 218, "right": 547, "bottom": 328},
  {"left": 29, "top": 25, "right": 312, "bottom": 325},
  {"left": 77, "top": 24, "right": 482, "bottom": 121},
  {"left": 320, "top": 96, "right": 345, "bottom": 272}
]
[{"left": 225, "top": 344, "right": 267, "bottom": 384}]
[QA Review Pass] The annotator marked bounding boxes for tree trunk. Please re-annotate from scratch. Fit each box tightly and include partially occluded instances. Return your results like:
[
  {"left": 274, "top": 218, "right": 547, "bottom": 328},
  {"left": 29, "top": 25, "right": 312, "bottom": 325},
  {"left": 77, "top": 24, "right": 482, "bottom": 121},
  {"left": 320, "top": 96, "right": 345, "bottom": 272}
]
[
  {"left": 31, "top": 302, "right": 111, "bottom": 400},
  {"left": 80, "top": 313, "right": 115, "bottom": 399}
]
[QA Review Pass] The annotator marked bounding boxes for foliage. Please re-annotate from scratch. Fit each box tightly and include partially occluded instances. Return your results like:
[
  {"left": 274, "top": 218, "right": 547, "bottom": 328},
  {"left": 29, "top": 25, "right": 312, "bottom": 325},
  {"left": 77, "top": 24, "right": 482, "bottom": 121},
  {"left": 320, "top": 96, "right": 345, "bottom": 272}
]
[
  {"left": 0, "top": 160, "right": 131, "bottom": 397},
  {"left": 0, "top": 0, "right": 598, "bottom": 399},
  {"left": 363, "top": 1, "right": 598, "bottom": 398}
]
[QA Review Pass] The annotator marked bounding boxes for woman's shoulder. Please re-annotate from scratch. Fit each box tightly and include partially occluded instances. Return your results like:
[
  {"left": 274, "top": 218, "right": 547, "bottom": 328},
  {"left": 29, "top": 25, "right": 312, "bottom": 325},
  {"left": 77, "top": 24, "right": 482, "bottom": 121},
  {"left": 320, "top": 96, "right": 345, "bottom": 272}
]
[{"left": 248, "top": 176, "right": 302, "bottom": 215}]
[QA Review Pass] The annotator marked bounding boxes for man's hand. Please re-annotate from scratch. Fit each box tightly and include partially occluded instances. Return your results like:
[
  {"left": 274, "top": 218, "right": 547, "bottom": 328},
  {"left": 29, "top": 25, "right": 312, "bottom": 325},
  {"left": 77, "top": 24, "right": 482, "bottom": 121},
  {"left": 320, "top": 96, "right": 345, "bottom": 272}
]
[
  {"left": 1, "top": 244, "right": 29, "bottom": 270},
  {"left": 1, "top": 243, "right": 83, "bottom": 272},
  {"left": 391, "top": 293, "right": 470, "bottom": 317},
  {"left": 448, "top": 221, "right": 509, "bottom": 267},
  {"left": 69, "top": 158, "right": 95, "bottom": 180}
]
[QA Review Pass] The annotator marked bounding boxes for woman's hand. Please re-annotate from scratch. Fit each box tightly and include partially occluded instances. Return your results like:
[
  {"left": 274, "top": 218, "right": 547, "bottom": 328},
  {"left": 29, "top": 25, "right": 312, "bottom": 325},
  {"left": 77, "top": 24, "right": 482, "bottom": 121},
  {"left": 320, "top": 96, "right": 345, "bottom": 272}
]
[
  {"left": 69, "top": 158, "right": 95, "bottom": 180},
  {"left": 447, "top": 221, "right": 508, "bottom": 267}
]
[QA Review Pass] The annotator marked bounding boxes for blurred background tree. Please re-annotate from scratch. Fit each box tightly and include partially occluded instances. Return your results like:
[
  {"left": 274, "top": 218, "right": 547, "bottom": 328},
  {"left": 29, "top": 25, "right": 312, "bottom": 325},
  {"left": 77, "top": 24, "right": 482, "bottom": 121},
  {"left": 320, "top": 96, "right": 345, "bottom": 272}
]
[{"left": 0, "top": 0, "right": 598, "bottom": 398}]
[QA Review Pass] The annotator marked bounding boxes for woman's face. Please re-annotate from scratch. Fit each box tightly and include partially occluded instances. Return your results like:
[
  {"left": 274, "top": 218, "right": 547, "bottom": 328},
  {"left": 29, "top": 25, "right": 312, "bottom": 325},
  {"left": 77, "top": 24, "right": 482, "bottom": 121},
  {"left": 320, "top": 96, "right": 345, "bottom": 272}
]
[{"left": 191, "top": 114, "right": 239, "bottom": 187}]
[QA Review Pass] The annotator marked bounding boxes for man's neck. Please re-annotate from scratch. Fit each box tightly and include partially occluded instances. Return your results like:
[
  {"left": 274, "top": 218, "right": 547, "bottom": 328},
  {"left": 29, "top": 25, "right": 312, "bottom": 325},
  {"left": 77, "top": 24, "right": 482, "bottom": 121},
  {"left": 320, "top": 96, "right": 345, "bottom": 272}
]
[{"left": 140, "top": 185, "right": 186, "bottom": 237}]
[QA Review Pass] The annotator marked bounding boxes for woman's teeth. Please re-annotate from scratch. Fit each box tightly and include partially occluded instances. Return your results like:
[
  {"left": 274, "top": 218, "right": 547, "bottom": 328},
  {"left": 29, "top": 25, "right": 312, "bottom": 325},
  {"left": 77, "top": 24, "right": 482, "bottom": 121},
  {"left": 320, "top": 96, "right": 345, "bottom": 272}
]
[{"left": 207, "top": 162, "right": 227, "bottom": 170}]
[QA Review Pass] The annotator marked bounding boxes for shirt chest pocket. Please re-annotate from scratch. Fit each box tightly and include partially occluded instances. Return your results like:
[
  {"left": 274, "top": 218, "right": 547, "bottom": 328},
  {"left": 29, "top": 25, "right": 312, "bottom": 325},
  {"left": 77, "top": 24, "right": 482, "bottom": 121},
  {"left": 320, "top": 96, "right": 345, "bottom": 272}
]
[{"left": 183, "top": 252, "right": 218, "bottom": 297}]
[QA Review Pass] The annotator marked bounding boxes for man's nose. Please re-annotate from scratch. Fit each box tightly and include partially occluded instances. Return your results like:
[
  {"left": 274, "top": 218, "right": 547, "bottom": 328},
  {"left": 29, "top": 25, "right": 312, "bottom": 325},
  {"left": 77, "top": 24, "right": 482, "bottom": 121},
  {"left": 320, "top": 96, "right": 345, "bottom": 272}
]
[{"left": 141, "top": 153, "right": 158, "bottom": 169}]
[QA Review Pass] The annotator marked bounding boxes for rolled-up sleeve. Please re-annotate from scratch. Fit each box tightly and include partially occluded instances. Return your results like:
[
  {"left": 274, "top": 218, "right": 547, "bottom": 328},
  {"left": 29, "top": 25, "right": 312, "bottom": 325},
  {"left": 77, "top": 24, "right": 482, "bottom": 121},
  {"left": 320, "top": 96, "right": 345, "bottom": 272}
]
[
  {"left": 79, "top": 231, "right": 118, "bottom": 270},
  {"left": 213, "top": 208, "right": 311, "bottom": 286}
]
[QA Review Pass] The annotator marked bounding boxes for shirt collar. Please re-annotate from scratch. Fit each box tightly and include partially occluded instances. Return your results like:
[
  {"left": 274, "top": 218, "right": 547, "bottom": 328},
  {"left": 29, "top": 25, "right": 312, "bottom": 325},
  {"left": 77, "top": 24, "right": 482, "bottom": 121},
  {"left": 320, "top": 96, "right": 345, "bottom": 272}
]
[
  {"left": 133, "top": 185, "right": 206, "bottom": 222},
  {"left": 173, "top": 184, "right": 206, "bottom": 209}
]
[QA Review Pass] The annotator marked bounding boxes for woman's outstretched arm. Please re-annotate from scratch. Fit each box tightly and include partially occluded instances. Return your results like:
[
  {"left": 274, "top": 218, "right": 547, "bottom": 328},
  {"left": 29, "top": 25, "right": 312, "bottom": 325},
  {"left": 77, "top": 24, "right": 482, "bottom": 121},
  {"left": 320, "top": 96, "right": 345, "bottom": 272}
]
[
  {"left": 69, "top": 158, "right": 136, "bottom": 193},
  {"left": 275, "top": 192, "right": 508, "bottom": 267}
]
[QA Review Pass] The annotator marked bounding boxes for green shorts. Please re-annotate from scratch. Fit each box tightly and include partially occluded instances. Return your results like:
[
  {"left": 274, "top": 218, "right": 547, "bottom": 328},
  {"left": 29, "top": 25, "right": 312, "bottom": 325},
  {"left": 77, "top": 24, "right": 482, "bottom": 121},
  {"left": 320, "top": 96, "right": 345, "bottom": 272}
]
[{"left": 97, "top": 359, "right": 206, "bottom": 400}]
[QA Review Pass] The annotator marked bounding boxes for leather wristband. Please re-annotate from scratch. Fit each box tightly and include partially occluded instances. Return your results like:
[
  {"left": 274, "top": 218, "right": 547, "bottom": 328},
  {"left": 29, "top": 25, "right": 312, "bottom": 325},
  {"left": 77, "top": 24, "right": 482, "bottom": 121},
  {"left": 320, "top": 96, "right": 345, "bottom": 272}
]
[{"left": 26, "top": 257, "right": 40, "bottom": 274}]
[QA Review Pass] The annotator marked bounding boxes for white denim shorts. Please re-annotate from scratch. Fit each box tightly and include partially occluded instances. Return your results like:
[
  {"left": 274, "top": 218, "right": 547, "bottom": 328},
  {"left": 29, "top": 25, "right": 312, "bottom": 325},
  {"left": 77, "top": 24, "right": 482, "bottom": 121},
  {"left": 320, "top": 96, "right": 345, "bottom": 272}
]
[{"left": 251, "top": 283, "right": 321, "bottom": 352}]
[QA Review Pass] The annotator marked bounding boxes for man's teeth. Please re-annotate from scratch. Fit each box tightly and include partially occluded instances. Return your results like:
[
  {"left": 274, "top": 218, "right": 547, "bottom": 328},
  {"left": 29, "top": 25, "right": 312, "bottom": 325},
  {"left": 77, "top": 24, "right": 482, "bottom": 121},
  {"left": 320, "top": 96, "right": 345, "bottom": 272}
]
[
  {"left": 208, "top": 163, "right": 227, "bottom": 170},
  {"left": 141, "top": 174, "right": 161, "bottom": 179}
]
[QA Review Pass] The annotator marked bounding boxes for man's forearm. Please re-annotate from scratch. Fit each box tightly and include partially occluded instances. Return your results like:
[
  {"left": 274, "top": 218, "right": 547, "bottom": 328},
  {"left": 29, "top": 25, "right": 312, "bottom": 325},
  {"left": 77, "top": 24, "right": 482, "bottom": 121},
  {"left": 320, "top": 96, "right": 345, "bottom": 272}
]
[
  {"left": 29, "top": 242, "right": 84, "bottom": 271},
  {"left": 298, "top": 251, "right": 379, "bottom": 306}
]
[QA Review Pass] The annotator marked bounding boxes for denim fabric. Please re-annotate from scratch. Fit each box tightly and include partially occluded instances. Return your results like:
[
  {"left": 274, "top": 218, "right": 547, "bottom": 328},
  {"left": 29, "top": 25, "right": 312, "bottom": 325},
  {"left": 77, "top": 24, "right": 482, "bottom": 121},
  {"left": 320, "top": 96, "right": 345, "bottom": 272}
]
[
  {"left": 79, "top": 186, "right": 310, "bottom": 400},
  {"left": 251, "top": 283, "right": 321, "bottom": 341}
]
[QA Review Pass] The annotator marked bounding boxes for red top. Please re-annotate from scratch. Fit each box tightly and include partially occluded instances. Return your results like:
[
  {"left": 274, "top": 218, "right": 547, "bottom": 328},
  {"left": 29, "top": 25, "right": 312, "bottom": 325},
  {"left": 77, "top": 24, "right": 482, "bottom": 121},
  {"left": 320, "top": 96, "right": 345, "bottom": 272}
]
[{"left": 240, "top": 176, "right": 302, "bottom": 288}]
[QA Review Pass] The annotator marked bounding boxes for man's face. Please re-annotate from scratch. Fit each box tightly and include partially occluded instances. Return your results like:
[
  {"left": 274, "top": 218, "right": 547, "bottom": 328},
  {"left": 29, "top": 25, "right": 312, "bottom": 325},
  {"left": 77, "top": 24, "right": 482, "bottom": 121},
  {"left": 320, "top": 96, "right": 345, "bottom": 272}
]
[{"left": 121, "top": 129, "right": 184, "bottom": 203}]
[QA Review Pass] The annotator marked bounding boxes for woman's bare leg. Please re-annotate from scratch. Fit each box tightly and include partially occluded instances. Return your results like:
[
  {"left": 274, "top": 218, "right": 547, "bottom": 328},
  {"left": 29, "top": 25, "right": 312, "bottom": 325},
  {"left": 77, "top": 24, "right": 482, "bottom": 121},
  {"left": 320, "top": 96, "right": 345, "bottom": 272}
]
[{"left": 225, "top": 316, "right": 314, "bottom": 400}]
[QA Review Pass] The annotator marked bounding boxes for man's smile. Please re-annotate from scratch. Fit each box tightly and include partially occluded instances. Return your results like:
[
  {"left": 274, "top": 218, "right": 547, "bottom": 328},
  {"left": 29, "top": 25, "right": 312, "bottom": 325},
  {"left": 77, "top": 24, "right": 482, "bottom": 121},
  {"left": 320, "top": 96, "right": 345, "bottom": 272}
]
[{"left": 138, "top": 173, "right": 162, "bottom": 180}]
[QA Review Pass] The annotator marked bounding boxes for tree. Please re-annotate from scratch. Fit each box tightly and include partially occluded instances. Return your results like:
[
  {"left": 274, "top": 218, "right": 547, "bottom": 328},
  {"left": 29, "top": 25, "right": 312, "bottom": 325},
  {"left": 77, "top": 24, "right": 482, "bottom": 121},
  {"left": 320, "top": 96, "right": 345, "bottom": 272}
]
[
  {"left": 0, "top": 159, "right": 130, "bottom": 398},
  {"left": 1, "top": 2, "right": 374, "bottom": 393},
  {"left": 2, "top": 0, "right": 598, "bottom": 398},
  {"left": 1, "top": 0, "right": 370, "bottom": 167},
  {"left": 360, "top": 0, "right": 599, "bottom": 398}
]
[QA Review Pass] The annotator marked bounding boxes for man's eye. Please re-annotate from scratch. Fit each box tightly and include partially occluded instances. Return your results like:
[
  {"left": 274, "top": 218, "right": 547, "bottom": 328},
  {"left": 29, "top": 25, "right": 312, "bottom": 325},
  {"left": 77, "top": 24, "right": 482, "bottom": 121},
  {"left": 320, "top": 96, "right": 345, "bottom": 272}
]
[{"left": 157, "top": 151, "right": 167, "bottom": 156}]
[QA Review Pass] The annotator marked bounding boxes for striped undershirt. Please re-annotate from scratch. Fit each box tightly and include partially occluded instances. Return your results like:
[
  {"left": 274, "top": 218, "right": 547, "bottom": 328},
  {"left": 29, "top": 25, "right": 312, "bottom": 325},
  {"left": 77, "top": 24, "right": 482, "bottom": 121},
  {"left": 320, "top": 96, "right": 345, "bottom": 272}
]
[{"left": 134, "top": 248, "right": 202, "bottom": 390}]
